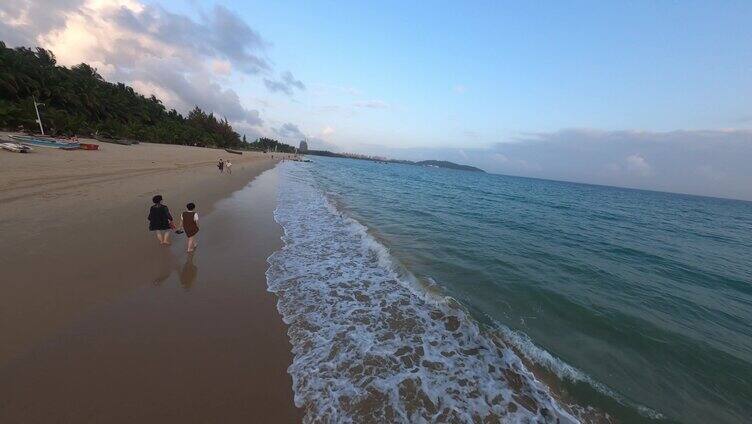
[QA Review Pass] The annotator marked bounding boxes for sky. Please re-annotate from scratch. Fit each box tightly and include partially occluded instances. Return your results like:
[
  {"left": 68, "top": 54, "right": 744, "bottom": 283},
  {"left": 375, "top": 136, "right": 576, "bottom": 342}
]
[{"left": 1, "top": 0, "right": 752, "bottom": 200}]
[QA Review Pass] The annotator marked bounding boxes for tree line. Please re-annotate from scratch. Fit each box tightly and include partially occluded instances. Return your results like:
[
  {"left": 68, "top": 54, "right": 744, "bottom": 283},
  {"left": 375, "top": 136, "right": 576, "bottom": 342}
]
[
  {"left": 247, "top": 137, "right": 297, "bottom": 153},
  {"left": 0, "top": 41, "right": 295, "bottom": 151}
]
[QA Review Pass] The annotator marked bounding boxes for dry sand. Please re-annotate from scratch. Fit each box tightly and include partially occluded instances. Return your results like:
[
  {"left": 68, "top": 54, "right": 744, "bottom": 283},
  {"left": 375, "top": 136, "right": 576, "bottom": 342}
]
[{"left": 0, "top": 139, "right": 301, "bottom": 422}]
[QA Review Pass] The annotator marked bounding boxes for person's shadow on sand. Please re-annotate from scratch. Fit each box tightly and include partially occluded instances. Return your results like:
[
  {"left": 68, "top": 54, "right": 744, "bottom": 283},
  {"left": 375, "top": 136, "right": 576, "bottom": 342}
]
[{"left": 179, "top": 253, "right": 198, "bottom": 290}]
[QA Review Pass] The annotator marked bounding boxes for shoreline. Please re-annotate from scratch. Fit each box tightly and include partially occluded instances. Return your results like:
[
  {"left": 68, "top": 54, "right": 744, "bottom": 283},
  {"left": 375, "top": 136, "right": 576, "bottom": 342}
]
[{"left": 0, "top": 141, "right": 301, "bottom": 422}]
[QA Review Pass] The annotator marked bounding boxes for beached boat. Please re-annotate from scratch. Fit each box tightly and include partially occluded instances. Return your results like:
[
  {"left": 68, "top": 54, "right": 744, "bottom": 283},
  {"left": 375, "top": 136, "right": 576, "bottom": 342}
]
[
  {"left": 1, "top": 142, "right": 33, "bottom": 153},
  {"left": 94, "top": 135, "right": 134, "bottom": 145},
  {"left": 225, "top": 148, "right": 243, "bottom": 155},
  {"left": 11, "top": 135, "right": 79, "bottom": 149},
  {"left": 78, "top": 143, "right": 99, "bottom": 150}
]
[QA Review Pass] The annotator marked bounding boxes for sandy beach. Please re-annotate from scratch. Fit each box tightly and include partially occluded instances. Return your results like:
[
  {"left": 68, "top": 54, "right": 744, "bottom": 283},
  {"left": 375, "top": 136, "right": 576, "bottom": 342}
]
[{"left": 0, "top": 139, "right": 301, "bottom": 422}]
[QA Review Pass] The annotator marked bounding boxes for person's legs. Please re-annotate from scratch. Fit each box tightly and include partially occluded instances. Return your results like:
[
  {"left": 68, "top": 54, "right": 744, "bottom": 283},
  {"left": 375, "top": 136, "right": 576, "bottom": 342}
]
[
  {"left": 155, "top": 231, "right": 164, "bottom": 244},
  {"left": 187, "top": 236, "right": 196, "bottom": 252},
  {"left": 163, "top": 231, "right": 171, "bottom": 245}
]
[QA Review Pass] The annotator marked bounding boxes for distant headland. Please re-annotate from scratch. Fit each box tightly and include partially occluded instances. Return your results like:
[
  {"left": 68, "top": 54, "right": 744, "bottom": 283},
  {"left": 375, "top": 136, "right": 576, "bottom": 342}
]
[{"left": 304, "top": 150, "right": 485, "bottom": 173}]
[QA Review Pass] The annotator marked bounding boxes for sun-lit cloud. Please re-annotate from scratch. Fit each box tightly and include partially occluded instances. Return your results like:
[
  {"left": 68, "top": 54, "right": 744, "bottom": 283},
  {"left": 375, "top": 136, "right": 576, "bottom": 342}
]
[
  {"left": 0, "top": 0, "right": 310, "bottom": 137},
  {"left": 322, "top": 126, "right": 335, "bottom": 136}
]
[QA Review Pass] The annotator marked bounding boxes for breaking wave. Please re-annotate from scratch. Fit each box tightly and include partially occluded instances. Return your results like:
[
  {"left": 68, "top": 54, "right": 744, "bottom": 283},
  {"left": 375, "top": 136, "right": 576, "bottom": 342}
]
[{"left": 266, "top": 163, "right": 580, "bottom": 423}]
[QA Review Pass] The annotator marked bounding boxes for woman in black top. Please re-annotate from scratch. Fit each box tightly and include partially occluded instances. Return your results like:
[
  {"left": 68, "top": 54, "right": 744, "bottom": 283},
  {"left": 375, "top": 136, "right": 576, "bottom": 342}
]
[{"left": 147, "top": 194, "right": 173, "bottom": 245}]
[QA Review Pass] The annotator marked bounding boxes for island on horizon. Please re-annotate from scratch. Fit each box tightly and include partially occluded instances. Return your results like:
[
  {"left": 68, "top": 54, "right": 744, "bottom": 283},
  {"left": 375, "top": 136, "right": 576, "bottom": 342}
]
[{"left": 303, "top": 149, "right": 486, "bottom": 173}]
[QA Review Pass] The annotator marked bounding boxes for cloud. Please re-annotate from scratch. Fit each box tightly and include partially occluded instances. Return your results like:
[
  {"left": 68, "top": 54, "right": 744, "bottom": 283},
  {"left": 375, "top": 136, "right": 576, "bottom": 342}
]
[
  {"left": 211, "top": 60, "right": 232, "bottom": 76},
  {"left": 353, "top": 100, "right": 389, "bottom": 109},
  {"left": 492, "top": 153, "right": 509, "bottom": 163},
  {"left": 453, "top": 84, "right": 467, "bottom": 94},
  {"left": 0, "top": 0, "right": 84, "bottom": 47},
  {"left": 343, "top": 87, "right": 362, "bottom": 96},
  {"left": 232, "top": 122, "right": 265, "bottom": 141},
  {"left": 268, "top": 122, "right": 337, "bottom": 150},
  {"left": 306, "top": 136, "right": 340, "bottom": 152},
  {"left": 264, "top": 70, "right": 305, "bottom": 95},
  {"left": 463, "top": 130, "right": 478, "bottom": 137},
  {"left": 338, "top": 128, "right": 752, "bottom": 200},
  {"left": 0, "top": 0, "right": 299, "bottom": 133},
  {"left": 487, "top": 128, "right": 752, "bottom": 200},
  {"left": 309, "top": 84, "right": 362, "bottom": 98},
  {"left": 130, "top": 63, "right": 262, "bottom": 125},
  {"left": 273, "top": 122, "right": 306, "bottom": 141},
  {"left": 109, "top": 3, "right": 269, "bottom": 74},
  {"left": 625, "top": 154, "right": 651, "bottom": 176}
]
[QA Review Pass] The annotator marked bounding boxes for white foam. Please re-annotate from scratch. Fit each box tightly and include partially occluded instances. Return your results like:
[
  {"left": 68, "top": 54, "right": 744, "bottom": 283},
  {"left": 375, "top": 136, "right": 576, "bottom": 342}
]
[
  {"left": 492, "top": 323, "right": 664, "bottom": 420},
  {"left": 267, "top": 162, "right": 580, "bottom": 423}
]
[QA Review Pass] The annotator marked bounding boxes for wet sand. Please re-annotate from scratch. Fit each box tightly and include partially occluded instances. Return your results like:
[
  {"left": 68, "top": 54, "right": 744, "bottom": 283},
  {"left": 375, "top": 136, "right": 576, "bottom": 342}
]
[{"left": 0, "top": 142, "right": 301, "bottom": 422}]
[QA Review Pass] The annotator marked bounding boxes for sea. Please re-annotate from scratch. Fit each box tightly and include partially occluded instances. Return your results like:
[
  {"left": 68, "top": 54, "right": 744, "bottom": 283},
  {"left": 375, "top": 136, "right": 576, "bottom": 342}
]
[{"left": 266, "top": 156, "right": 752, "bottom": 424}]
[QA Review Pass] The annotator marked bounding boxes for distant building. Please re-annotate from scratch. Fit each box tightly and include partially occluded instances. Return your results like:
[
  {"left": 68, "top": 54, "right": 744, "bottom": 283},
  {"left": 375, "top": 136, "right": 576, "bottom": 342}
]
[{"left": 299, "top": 140, "right": 309, "bottom": 152}]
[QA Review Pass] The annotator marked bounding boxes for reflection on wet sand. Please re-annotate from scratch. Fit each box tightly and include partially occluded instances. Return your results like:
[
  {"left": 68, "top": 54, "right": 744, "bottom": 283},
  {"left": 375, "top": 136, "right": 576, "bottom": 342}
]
[
  {"left": 151, "top": 249, "right": 197, "bottom": 290},
  {"left": 152, "top": 248, "right": 177, "bottom": 286},
  {"left": 179, "top": 253, "right": 198, "bottom": 290}
]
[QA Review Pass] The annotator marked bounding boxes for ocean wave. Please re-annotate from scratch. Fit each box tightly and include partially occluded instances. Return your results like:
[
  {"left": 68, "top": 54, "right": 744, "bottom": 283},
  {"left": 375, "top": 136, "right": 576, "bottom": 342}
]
[
  {"left": 490, "top": 323, "right": 665, "bottom": 421},
  {"left": 266, "top": 163, "right": 579, "bottom": 423}
]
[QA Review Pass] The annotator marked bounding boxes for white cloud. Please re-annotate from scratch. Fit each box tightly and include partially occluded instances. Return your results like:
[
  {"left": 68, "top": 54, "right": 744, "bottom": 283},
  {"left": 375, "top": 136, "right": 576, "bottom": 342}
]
[
  {"left": 625, "top": 154, "right": 652, "bottom": 176},
  {"left": 453, "top": 84, "right": 467, "bottom": 94},
  {"left": 322, "top": 126, "right": 335, "bottom": 136}
]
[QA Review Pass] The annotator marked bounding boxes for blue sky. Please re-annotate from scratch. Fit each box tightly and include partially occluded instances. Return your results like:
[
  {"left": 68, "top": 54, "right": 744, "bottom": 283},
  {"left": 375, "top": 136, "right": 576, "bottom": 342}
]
[
  {"left": 222, "top": 0, "right": 752, "bottom": 147},
  {"left": 1, "top": 0, "right": 751, "bottom": 199}
]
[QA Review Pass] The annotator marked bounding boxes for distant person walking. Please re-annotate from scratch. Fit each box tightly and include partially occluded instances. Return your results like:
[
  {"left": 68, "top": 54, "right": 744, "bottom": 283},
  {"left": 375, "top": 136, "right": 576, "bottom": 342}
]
[
  {"left": 148, "top": 195, "right": 173, "bottom": 245},
  {"left": 225, "top": 160, "right": 232, "bottom": 174},
  {"left": 181, "top": 202, "right": 199, "bottom": 253},
  {"left": 218, "top": 158, "right": 224, "bottom": 173}
]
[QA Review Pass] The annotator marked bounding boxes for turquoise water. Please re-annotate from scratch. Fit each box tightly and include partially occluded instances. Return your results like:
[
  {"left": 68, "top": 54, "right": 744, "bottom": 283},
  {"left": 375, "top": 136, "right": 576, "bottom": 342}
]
[{"left": 295, "top": 156, "right": 752, "bottom": 423}]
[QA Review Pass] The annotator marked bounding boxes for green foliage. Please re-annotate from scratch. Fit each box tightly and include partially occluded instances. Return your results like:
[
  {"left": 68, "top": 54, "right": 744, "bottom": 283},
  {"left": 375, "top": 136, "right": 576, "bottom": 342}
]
[
  {"left": 247, "top": 137, "right": 297, "bottom": 153},
  {"left": 0, "top": 41, "right": 298, "bottom": 151}
]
